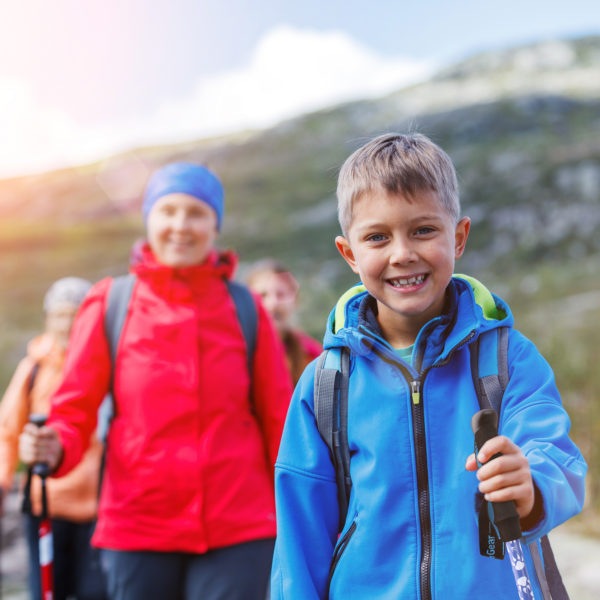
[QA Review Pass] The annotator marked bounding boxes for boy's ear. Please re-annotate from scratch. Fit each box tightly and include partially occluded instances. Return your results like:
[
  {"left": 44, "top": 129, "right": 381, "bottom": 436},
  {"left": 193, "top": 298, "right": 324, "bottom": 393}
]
[
  {"left": 454, "top": 217, "right": 471, "bottom": 259},
  {"left": 335, "top": 236, "right": 360, "bottom": 274}
]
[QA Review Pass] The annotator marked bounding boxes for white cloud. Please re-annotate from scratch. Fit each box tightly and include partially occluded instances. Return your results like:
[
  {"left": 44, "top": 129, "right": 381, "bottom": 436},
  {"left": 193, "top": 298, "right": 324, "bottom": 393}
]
[
  {"left": 148, "top": 26, "right": 435, "bottom": 142},
  {"left": 0, "top": 79, "right": 126, "bottom": 177},
  {"left": 0, "top": 80, "right": 72, "bottom": 175},
  {"left": 0, "top": 26, "right": 435, "bottom": 178}
]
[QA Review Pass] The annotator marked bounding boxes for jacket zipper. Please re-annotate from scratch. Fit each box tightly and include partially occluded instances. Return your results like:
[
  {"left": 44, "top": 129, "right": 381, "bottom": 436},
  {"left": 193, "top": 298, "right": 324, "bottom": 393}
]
[
  {"left": 359, "top": 331, "right": 476, "bottom": 599},
  {"left": 409, "top": 331, "right": 477, "bottom": 599},
  {"left": 410, "top": 377, "right": 432, "bottom": 600},
  {"left": 327, "top": 521, "right": 357, "bottom": 594},
  {"left": 359, "top": 336, "right": 433, "bottom": 599}
]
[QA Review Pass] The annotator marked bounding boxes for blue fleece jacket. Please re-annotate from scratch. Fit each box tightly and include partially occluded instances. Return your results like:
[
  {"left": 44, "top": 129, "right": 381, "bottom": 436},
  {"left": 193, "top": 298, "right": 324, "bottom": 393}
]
[{"left": 271, "top": 276, "right": 586, "bottom": 599}]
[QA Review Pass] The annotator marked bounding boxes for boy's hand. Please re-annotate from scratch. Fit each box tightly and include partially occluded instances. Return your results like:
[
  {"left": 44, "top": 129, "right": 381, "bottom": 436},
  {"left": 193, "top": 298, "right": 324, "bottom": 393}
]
[
  {"left": 19, "top": 424, "right": 63, "bottom": 472},
  {"left": 465, "top": 435, "right": 535, "bottom": 521}
]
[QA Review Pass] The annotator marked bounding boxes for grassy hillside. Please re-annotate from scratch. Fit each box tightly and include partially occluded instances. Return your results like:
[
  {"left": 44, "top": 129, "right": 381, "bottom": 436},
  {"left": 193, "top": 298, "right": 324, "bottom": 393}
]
[{"left": 1, "top": 34, "right": 599, "bottom": 525}]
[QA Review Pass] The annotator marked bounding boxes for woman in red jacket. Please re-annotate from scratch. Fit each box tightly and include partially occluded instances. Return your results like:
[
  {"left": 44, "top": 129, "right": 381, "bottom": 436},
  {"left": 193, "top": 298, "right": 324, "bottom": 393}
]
[{"left": 20, "top": 162, "right": 293, "bottom": 600}]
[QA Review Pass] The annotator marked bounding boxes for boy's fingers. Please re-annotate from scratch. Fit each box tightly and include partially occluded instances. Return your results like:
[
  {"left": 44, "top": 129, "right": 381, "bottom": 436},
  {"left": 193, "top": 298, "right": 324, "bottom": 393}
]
[
  {"left": 481, "top": 481, "right": 529, "bottom": 503},
  {"left": 465, "top": 453, "right": 478, "bottom": 471},
  {"left": 478, "top": 467, "right": 528, "bottom": 492},
  {"left": 476, "top": 435, "right": 517, "bottom": 463},
  {"left": 476, "top": 452, "right": 525, "bottom": 478}
]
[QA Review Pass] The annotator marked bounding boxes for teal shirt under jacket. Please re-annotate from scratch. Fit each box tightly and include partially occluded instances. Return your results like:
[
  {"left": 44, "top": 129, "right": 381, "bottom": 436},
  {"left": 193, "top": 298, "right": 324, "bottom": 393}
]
[{"left": 271, "top": 276, "right": 586, "bottom": 599}]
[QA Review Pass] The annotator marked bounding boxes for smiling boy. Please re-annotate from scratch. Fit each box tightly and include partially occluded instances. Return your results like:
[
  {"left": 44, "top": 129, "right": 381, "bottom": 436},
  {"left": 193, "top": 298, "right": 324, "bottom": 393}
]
[{"left": 270, "top": 133, "right": 586, "bottom": 599}]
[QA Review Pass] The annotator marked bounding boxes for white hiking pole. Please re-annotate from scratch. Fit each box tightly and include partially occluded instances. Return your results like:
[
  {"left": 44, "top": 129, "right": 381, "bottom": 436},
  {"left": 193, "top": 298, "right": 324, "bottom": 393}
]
[{"left": 472, "top": 409, "right": 535, "bottom": 600}]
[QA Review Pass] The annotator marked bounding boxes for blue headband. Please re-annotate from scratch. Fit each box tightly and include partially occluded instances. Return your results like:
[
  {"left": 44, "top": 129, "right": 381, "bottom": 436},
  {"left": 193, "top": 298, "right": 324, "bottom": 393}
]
[{"left": 142, "top": 162, "right": 224, "bottom": 230}]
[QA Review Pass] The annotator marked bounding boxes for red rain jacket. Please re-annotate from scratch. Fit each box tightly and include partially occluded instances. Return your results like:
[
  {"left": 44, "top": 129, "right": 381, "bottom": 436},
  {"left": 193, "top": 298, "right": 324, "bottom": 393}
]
[{"left": 49, "top": 247, "right": 293, "bottom": 552}]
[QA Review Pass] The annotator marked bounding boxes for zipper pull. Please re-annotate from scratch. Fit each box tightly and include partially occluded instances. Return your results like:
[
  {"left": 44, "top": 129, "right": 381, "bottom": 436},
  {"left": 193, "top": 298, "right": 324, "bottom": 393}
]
[{"left": 411, "top": 380, "right": 421, "bottom": 405}]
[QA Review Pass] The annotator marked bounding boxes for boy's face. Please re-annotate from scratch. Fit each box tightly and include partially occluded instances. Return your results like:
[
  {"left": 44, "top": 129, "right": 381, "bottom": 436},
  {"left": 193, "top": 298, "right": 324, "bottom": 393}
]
[
  {"left": 147, "top": 193, "right": 218, "bottom": 267},
  {"left": 335, "top": 188, "right": 470, "bottom": 347}
]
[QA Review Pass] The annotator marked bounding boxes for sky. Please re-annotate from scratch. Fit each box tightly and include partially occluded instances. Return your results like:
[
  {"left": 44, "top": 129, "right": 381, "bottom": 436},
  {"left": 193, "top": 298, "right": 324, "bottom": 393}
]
[{"left": 1, "top": 0, "right": 599, "bottom": 178}]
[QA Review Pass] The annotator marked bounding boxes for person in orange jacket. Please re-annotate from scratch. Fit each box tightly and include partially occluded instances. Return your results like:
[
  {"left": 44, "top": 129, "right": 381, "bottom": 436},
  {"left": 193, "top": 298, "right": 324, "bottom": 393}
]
[
  {"left": 246, "top": 258, "right": 322, "bottom": 384},
  {"left": 0, "top": 276, "right": 107, "bottom": 600},
  {"left": 19, "top": 162, "right": 293, "bottom": 600}
]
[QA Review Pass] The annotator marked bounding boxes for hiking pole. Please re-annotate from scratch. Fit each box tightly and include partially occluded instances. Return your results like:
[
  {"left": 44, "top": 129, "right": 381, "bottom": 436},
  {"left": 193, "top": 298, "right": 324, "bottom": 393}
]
[
  {"left": 28, "top": 414, "right": 54, "bottom": 600},
  {"left": 472, "top": 409, "right": 535, "bottom": 600}
]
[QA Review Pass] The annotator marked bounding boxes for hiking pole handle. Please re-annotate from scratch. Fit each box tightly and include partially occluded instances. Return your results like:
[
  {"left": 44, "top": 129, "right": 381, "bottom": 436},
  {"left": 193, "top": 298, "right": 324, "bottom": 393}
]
[
  {"left": 29, "top": 414, "right": 52, "bottom": 479},
  {"left": 471, "top": 409, "right": 522, "bottom": 542},
  {"left": 472, "top": 410, "right": 535, "bottom": 600}
]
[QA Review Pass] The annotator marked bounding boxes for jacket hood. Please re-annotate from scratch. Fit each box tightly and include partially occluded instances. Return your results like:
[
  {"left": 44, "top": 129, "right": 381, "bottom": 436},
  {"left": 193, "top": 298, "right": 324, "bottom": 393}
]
[{"left": 323, "top": 275, "right": 513, "bottom": 360}]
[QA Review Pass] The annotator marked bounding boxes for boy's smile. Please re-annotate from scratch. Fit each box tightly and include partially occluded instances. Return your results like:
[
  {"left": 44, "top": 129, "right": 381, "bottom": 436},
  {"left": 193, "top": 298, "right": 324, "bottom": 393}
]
[{"left": 335, "top": 188, "right": 470, "bottom": 347}]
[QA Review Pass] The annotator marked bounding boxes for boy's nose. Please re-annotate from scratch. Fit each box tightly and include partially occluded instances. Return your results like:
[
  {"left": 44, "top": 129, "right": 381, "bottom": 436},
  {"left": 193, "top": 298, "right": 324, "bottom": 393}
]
[{"left": 389, "top": 239, "right": 416, "bottom": 264}]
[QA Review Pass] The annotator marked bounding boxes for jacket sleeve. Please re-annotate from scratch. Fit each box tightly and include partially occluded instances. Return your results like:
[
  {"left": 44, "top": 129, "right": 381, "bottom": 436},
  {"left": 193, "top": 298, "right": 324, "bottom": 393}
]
[
  {"left": 501, "top": 329, "right": 587, "bottom": 542},
  {"left": 250, "top": 299, "right": 293, "bottom": 467},
  {"left": 48, "top": 278, "right": 113, "bottom": 477},
  {"left": 271, "top": 362, "right": 340, "bottom": 599},
  {"left": 0, "top": 356, "right": 35, "bottom": 490}
]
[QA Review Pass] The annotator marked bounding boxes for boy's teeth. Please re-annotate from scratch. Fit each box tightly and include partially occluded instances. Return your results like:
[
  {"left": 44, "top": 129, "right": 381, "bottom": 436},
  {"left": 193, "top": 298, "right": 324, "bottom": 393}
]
[{"left": 391, "top": 275, "right": 424, "bottom": 287}]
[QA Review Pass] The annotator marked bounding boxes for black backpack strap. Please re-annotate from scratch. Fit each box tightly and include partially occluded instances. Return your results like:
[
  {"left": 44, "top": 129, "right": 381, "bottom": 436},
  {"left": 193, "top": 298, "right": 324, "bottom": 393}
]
[
  {"left": 226, "top": 280, "right": 258, "bottom": 376},
  {"left": 469, "top": 327, "right": 508, "bottom": 415},
  {"left": 104, "top": 274, "right": 136, "bottom": 367},
  {"left": 100, "top": 274, "right": 136, "bottom": 443},
  {"left": 21, "top": 362, "right": 42, "bottom": 514},
  {"left": 540, "top": 535, "right": 569, "bottom": 599},
  {"left": 314, "top": 346, "right": 351, "bottom": 532},
  {"left": 27, "top": 362, "right": 40, "bottom": 394}
]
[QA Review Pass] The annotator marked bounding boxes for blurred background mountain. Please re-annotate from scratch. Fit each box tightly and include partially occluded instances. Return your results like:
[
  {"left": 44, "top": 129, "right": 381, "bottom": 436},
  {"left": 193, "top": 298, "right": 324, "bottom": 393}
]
[{"left": 1, "top": 33, "right": 599, "bottom": 524}]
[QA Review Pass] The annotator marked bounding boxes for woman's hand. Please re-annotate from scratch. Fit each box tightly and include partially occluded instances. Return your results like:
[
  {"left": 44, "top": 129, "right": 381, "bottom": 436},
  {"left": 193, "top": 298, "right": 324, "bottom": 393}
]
[{"left": 19, "top": 424, "right": 64, "bottom": 472}]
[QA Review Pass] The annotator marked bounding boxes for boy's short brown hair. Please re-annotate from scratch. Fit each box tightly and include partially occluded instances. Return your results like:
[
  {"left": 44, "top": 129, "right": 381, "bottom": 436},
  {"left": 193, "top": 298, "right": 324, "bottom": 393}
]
[{"left": 336, "top": 133, "right": 460, "bottom": 235}]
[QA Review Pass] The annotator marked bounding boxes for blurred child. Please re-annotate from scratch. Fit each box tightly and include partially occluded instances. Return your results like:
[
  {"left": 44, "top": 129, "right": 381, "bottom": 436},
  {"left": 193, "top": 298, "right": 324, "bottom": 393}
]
[
  {"left": 246, "top": 259, "right": 321, "bottom": 384},
  {"left": 0, "top": 277, "right": 107, "bottom": 600}
]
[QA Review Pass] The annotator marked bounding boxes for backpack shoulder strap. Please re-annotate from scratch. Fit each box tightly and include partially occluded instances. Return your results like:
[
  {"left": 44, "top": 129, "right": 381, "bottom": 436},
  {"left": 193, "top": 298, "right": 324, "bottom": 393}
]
[
  {"left": 100, "top": 274, "right": 136, "bottom": 442},
  {"left": 27, "top": 362, "right": 41, "bottom": 394},
  {"left": 226, "top": 280, "right": 258, "bottom": 375},
  {"left": 104, "top": 274, "right": 136, "bottom": 366},
  {"left": 314, "top": 346, "right": 351, "bottom": 532},
  {"left": 469, "top": 326, "right": 509, "bottom": 414}
]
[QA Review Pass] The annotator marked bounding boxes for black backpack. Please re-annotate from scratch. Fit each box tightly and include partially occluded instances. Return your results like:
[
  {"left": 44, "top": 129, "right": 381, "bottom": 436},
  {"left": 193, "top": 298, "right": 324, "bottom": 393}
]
[{"left": 313, "top": 327, "right": 569, "bottom": 600}]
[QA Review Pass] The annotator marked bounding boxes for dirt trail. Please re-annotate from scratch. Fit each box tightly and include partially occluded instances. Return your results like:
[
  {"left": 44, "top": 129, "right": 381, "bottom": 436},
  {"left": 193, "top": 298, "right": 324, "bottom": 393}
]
[{"left": 549, "top": 525, "right": 600, "bottom": 599}]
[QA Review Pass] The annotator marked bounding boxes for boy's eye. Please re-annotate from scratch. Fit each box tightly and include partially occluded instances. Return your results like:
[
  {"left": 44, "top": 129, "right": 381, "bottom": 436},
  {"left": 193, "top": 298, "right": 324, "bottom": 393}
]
[
  {"left": 366, "top": 233, "right": 387, "bottom": 242},
  {"left": 415, "top": 226, "right": 435, "bottom": 236}
]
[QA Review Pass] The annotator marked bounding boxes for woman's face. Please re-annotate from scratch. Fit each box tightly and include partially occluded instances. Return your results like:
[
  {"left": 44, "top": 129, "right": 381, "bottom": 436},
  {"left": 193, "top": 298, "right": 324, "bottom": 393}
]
[
  {"left": 45, "top": 302, "right": 79, "bottom": 348},
  {"left": 146, "top": 193, "right": 218, "bottom": 267},
  {"left": 249, "top": 271, "right": 297, "bottom": 331}
]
